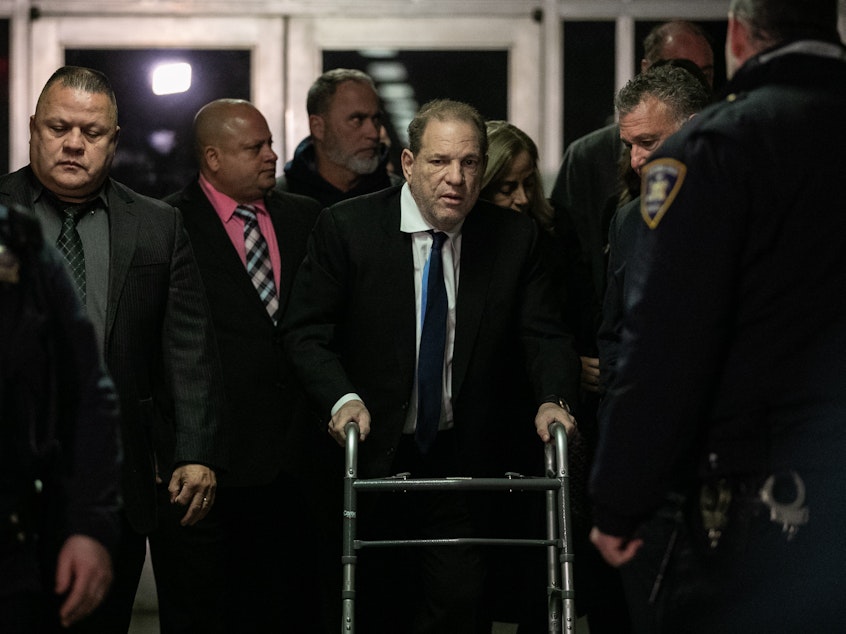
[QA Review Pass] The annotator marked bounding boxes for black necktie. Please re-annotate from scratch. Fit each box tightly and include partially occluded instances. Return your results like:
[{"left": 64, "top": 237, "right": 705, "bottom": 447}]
[
  {"left": 416, "top": 231, "right": 448, "bottom": 454},
  {"left": 234, "top": 205, "right": 280, "bottom": 323},
  {"left": 56, "top": 206, "right": 88, "bottom": 304}
]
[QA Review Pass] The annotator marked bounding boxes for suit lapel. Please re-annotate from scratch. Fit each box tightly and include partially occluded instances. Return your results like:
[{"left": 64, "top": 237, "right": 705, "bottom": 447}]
[
  {"left": 381, "top": 196, "right": 417, "bottom": 386},
  {"left": 105, "top": 181, "right": 139, "bottom": 350},
  {"left": 0, "top": 167, "right": 47, "bottom": 210},
  {"left": 452, "top": 207, "right": 496, "bottom": 402},
  {"left": 184, "top": 183, "right": 271, "bottom": 320},
  {"left": 266, "top": 196, "right": 297, "bottom": 316}
]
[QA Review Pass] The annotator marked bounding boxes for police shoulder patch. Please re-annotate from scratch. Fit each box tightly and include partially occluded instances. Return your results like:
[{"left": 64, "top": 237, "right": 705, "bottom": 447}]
[{"left": 640, "top": 158, "right": 687, "bottom": 229}]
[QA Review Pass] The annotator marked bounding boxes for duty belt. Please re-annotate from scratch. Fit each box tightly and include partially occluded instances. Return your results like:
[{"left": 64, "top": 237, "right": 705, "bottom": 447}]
[{"left": 699, "top": 470, "right": 809, "bottom": 549}]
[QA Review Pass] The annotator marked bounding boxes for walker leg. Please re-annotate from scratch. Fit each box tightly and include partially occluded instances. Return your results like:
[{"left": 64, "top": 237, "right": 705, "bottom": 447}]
[{"left": 341, "top": 422, "right": 360, "bottom": 634}]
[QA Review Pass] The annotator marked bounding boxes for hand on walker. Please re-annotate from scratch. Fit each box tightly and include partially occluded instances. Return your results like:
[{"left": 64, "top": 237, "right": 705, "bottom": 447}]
[
  {"left": 329, "top": 399, "right": 371, "bottom": 446},
  {"left": 534, "top": 401, "right": 577, "bottom": 442}
]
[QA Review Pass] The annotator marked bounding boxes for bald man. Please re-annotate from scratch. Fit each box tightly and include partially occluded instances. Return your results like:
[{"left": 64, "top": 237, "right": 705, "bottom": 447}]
[
  {"left": 641, "top": 20, "right": 715, "bottom": 87},
  {"left": 164, "top": 99, "right": 323, "bottom": 632}
]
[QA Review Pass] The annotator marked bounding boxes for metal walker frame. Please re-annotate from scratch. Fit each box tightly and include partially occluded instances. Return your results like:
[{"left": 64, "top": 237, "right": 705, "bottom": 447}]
[{"left": 340, "top": 421, "right": 576, "bottom": 633}]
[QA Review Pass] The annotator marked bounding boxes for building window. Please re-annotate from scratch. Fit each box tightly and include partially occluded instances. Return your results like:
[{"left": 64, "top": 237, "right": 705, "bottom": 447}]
[{"left": 64, "top": 48, "right": 251, "bottom": 198}]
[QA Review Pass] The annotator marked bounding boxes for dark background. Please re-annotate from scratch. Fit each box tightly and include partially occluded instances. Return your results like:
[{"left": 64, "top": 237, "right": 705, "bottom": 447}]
[
  {"left": 65, "top": 48, "right": 251, "bottom": 198},
  {"left": 323, "top": 50, "right": 508, "bottom": 177},
  {"left": 563, "top": 19, "right": 727, "bottom": 149},
  {"left": 0, "top": 19, "right": 727, "bottom": 197}
]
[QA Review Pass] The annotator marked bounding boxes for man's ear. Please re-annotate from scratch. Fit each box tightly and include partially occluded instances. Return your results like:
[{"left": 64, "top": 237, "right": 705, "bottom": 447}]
[
  {"left": 309, "top": 114, "right": 325, "bottom": 141},
  {"left": 400, "top": 148, "right": 415, "bottom": 182},
  {"left": 727, "top": 13, "right": 757, "bottom": 73},
  {"left": 640, "top": 58, "right": 650, "bottom": 74},
  {"left": 204, "top": 146, "right": 220, "bottom": 172}
]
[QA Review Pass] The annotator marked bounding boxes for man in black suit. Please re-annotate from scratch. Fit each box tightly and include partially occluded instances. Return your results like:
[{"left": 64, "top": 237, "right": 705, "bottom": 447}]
[
  {"left": 0, "top": 66, "right": 226, "bottom": 633},
  {"left": 282, "top": 99, "right": 580, "bottom": 634},
  {"left": 164, "top": 99, "right": 322, "bottom": 632},
  {"left": 550, "top": 19, "right": 715, "bottom": 403}
]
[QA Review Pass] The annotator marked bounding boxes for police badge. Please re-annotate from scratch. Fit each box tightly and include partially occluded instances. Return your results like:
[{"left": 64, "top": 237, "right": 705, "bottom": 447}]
[{"left": 641, "top": 158, "right": 687, "bottom": 229}]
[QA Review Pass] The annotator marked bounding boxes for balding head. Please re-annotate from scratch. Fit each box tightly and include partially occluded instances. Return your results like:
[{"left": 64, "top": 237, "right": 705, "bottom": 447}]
[
  {"left": 194, "top": 99, "right": 251, "bottom": 163},
  {"left": 642, "top": 20, "right": 716, "bottom": 87},
  {"left": 193, "top": 99, "right": 278, "bottom": 203}
]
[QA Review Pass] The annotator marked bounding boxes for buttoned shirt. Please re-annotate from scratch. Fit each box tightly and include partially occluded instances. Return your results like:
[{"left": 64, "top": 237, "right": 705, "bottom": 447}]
[{"left": 198, "top": 174, "right": 281, "bottom": 295}]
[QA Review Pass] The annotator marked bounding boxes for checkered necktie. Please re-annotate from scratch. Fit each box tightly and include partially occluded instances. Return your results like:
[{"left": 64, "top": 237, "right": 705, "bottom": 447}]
[
  {"left": 234, "top": 204, "right": 279, "bottom": 323},
  {"left": 56, "top": 206, "right": 88, "bottom": 304}
]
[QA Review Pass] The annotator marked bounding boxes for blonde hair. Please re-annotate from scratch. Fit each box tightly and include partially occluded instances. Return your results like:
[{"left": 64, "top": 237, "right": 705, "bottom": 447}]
[{"left": 481, "top": 121, "right": 554, "bottom": 235}]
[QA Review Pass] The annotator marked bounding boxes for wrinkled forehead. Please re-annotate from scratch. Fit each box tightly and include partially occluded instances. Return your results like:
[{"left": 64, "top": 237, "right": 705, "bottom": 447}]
[
  {"left": 620, "top": 97, "right": 676, "bottom": 134},
  {"left": 37, "top": 83, "right": 118, "bottom": 128},
  {"left": 419, "top": 118, "right": 484, "bottom": 155},
  {"left": 327, "top": 81, "right": 380, "bottom": 115}
]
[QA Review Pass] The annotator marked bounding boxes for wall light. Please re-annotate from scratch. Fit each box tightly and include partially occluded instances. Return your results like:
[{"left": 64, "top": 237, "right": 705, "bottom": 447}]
[{"left": 152, "top": 62, "right": 192, "bottom": 95}]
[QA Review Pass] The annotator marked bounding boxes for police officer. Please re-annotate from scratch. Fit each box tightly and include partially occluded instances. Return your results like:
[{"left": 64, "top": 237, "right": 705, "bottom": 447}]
[
  {"left": 590, "top": 1, "right": 846, "bottom": 631},
  {"left": 0, "top": 204, "right": 120, "bottom": 632}
]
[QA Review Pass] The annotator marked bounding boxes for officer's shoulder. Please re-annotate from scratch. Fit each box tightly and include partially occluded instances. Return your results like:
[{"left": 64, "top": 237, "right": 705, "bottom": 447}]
[
  {"left": 698, "top": 89, "right": 760, "bottom": 126},
  {"left": 723, "top": 90, "right": 750, "bottom": 105}
]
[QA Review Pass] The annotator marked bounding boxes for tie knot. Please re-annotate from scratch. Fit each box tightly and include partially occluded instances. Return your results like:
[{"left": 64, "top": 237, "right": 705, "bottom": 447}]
[
  {"left": 430, "top": 231, "right": 448, "bottom": 251},
  {"left": 62, "top": 205, "right": 89, "bottom": 226},
  {"left": 234, "top": 204, "right": 258, "bottom": 222}
]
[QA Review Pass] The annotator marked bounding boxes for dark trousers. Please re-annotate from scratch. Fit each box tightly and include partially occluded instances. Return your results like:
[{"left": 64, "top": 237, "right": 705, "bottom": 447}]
[
  {"left": 213, "top": 471, "right": 323, "bottom": 633},
  {"left": 355, "top": 431, "right": 486, "bottom": 634},
  {"left": 75, "top": 475, "right": 323, "bottom": 633},
  {"left": 69, "top": 484, "right": 227, "bottom": 634},
  {"left": 0, "top": 538, "right": 62, "bottom": 634},
  {"left": 0, "top": 592, "right": 57, "bottom": 634}
]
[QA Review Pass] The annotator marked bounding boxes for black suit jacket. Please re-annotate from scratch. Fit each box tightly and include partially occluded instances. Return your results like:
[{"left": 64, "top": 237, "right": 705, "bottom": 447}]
[
  {"left": 596, "top": 195, "right": 641, "bottom": 393},
  {"left": 165, "top": 182, "right": 321, "bottom": 487},
  {"left": 550, "top": 123, "right": 623, "bottom": 356},
  {"left": 0, "top": 167, "right": 226, "bottom": 534},
  {"left": 282, "top": 185, "right": 580, "bottom": 478}
]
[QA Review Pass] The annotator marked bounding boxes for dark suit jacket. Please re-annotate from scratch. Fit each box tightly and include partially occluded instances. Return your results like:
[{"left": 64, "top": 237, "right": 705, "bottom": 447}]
[
  {"left": 0, "top": 167, "right": 226, "bottom": 534},
  {"left": 164, "top": 182, "right": 321, "bottom": 487},
  {"left": 596, "top": 196, "right": 641, "bottom": 393},
  {"left": 282, "top": 185, "right": 580, "bottom": 478},
  {"left": 550, "top": 123, "right": 623, "bottom": 356}
]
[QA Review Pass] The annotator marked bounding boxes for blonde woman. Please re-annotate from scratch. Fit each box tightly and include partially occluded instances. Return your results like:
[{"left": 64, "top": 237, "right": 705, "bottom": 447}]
[{"left": 480, "top": 120, "right": 555, "bottom": 235}]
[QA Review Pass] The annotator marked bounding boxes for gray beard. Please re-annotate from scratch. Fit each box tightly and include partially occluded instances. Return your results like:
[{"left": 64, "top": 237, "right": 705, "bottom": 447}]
[{"left": 325, "top": 145, "right": 380, "bottom": 176}]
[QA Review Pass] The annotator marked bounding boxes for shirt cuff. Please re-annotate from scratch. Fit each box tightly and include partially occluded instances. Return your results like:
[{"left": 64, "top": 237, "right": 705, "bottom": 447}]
[{"left": 331, "top": 393, "right": 362, "bottom": 416}]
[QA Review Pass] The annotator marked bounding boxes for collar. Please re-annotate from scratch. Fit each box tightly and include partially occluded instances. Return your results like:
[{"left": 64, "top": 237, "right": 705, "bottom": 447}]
[
  {"left": 399, "top": 182, "right": 463, "bottom": 239},
  {"left": 29, "top": 167, "right": 110, "bottom": 215},
  {"left": 198, "top": 173, "right": 267, "bottom": 221},
  {"left": 757, "top": 39, "right": 846, "bottom": 65}
]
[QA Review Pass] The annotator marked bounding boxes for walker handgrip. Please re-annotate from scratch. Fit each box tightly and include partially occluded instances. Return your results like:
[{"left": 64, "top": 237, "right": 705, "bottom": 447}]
[
  {"left": 548, "top": 421, "right": 569, "bottom": 478},
  {"left": 344, "top": 421, "right": 360, "bottom": 478}
]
